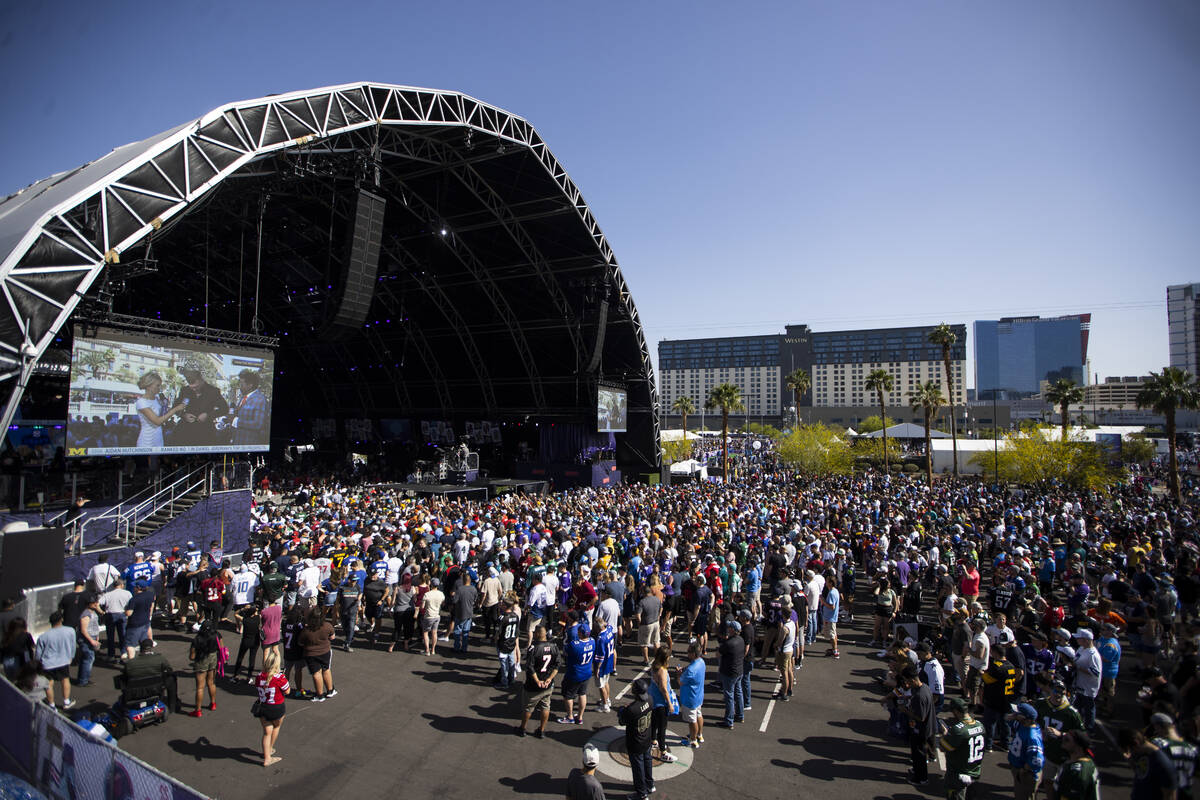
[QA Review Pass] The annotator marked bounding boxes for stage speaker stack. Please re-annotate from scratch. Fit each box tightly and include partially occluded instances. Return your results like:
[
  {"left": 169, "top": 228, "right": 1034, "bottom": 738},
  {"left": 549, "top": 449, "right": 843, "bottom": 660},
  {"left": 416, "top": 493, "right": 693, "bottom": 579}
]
[
  {"left": 332, "top": 189, "right": 386, "bottom": 330},
  {"left": 0, "top": 523, "right": 65, "bottom": 602}
]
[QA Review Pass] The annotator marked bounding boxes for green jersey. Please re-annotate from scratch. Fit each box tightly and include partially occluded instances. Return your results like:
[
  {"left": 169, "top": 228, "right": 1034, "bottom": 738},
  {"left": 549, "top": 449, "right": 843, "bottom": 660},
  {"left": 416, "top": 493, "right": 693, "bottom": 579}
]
[
  {"left": 1035, "top": 698, "right": 1085, "bottom": 765},
  {"left": 1052, "top": 757, "right": 1100, "bottom": 800},
  {"left": 943, "top": 718, "right": 986, "bottom": 779}
]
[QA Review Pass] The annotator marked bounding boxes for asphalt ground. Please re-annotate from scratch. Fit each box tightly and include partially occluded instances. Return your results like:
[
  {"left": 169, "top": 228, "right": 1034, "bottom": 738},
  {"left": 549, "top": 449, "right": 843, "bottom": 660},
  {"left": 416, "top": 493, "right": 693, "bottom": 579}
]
[{"left": 61, "top": 605, "right": 1140, "bottom": 800}]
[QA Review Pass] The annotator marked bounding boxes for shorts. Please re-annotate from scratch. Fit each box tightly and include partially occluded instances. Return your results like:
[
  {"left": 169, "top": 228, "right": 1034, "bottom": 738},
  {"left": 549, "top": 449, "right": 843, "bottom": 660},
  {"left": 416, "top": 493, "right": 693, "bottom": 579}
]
[
  {"left": 364, "top": 602, "right": 383, "bottom": 620},
  {"left": 822, "top": 620, "right": 838, "bottom": 638},
  {"left": 306, "top": 652, "right": 332, "bottom": 674},
  {"left": 126, "top": 625, "right": 150, "bottom": 647},
  {"left": 522, "top": 684, "right": 553, "bottom": 713},
  {"left": 597, "top": 673, "right": 611, "bottom": 688},
  {"left": 526, "top": 612, "right": 545, "bottom": 632},
  {"left": 775, "top": 651, "right": 794, "bottom": 673},
  {"left": 191, "top": 651, "right": 218, "bottom": 673},
  {"left": 693, "top": 614, "right": 710, "bottom": 635},
  {"left": 562, "top": 677, "right": 588, "bottom": 699},
  {"left": 284, "top": 656, "right": 303, "bottom": 672},
  {"left": 44, "top": 665, "right": 69, "bottom": 681},
  {"left": 639, "top": 621, "right": 661, "bottom": 648},
  {"left": 1099, "top": 676, "right": 1116, "bottom": 700},
  {"left": 965, "top": 667, "right": 983, "bottom": 697},
  {"left": 681, "top": 705, "right": 702, "bottom": 723},
  {"left": 667, "top": 595, "right": 683, "bottom": 616},
  {"left": 420, "top": 616, "right": 439, "bottom": 632},
  {"left": 259, "top": 702, "right": 286, "bottom": 722}
]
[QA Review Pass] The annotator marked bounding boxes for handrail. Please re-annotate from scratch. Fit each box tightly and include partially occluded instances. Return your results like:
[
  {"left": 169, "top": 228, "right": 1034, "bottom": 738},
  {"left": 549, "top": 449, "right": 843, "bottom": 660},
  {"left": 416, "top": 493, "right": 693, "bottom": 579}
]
[
  {"left": 78, "top": 464, "right": 192, "bottom": 543},
  {"left": 115, "top": 463, "right": 210, "bottom": 546}
]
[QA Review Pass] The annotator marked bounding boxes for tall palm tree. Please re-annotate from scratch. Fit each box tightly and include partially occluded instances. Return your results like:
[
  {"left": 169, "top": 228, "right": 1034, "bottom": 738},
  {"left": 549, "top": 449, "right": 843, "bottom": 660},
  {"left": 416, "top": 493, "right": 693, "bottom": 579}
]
[
  {"left": 928, "top": 323, "right": 959, "bottom": 476},
  {"left": 785, "top": 368, "right": 811, "bottom": 425},
  {"left": 671, "top": 395, "right": 695, "bottom": 434},
  {"left": 1044, "top": 378, "right": 1085, "bottom": 442},
  {"left": 864, "top": 369, "right": 895, "bottom": 471},
  {"left": 1137, "top": 367, "right": 1199, "bottom": 503},
  {"left": 706, "top": 382, "right": 744, "bottom": 481},
  {"left": 909, "top": 380, "right": 946, "bottom": 487}
]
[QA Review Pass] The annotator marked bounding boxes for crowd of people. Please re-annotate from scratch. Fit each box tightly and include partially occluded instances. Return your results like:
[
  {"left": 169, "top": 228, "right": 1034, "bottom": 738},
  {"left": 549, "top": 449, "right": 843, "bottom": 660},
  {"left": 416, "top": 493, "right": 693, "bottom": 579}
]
[{"left": 4, "top": 452, "right": 1200, "bottom": 797}]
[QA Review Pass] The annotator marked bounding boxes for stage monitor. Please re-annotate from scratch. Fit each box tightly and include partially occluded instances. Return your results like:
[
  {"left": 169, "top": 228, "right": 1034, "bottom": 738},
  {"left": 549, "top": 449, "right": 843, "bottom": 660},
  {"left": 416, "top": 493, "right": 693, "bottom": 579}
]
[
  {"left": 597, "top": 386, "right": 627, "bottom": 433},
  {"left": 65, "top": 327, "right": 275, "bottom": 456}
]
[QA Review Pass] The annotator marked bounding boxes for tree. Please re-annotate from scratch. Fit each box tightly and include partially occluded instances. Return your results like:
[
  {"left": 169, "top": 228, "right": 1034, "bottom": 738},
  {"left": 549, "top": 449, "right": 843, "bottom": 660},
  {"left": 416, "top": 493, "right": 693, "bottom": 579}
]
[
  {"left": 1137, "top": 367, "right": 1199, "bottom": 503},
  {"left": 785, "top": 368, "right": 811, "bottom": 423},
  {"left": 854, "top": 437, "right": 903, "bottom": 469},
  {"left": 671, "top": 395, "right": 695, "bottom": 433},
  {"left": 864, "top": 369, "right": 895, "bottom": 471},
  {"left": 661, "top": 437, "right": 693, "bottom": 464},
  {"left": 1044, "top": 378, "right": 1085, "bottom": 442},
  {"left": 856, "top": 415, "right": 893, "bottom": 434},
  {"left": 909, "top": 380, "right": 946, "bottom": 487},
  {"left": 929, "top": 323, "right": 959, "bottom": 476},
  {"left": 777, "top": 424, "right": 853, "bottom": 476},
  {"left": 76, "top": 347, "right": 115, "bottom": 379},
  {"left": 969, "top": 427, "right": 1122, "bottom": 491},
  {"left": 705, "top": 383, "right": 744, "bottom": 481},
  {"left": 1121, "top": 434, "right": 1158, "bottom": 465}
]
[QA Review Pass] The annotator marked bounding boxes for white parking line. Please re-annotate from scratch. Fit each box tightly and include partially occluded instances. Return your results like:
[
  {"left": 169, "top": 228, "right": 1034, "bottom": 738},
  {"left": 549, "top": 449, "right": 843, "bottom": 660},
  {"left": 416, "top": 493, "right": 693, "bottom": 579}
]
[
  {"left": 759, "top": 679, "right": 782, "bottom": 733},
  {"left": 613, "top": 663, "right": 652, "bottom": 702}
]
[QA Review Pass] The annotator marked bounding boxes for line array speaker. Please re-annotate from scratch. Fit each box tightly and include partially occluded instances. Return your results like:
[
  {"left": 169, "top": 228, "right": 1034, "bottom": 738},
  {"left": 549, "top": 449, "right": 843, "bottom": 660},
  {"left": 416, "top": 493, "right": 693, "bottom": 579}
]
[{"left": 333, "top": 189, "right": 386, "bottom": 329}]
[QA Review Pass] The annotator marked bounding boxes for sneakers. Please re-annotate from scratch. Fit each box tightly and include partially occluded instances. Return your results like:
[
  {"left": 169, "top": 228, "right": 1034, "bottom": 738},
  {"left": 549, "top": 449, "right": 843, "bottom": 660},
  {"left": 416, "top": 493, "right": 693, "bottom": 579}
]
[
  {"left": 326, "top": 689, "right": 338, "bottom": 697},
  {"left": 658, "top": 751, "right": 678, "bottom": 763},
  {"left": 744, "top": 705, "right": 753, "bottom": 711},
  {"left": 208, "top": 702, "right": 216, "bottom": 711},
  {"left": 515, "top": 726, "right": 526, "bottom": 737},
  {"left": 688, "top": 739, "right": 700, "bottom": 748},
  {"left": 62, "top": 698, "right": 76, "bottom": 710},
  {"left": 905, "top": 770, "right": 928, "bottom": 786},
  {"left": 312, "top": 695, "right": 325, "bottom": 703},
  {"left": 533, "top": 728, "right": 545, "bottom": 739},
  {"left": 697, "top": 734, "right": 704, "bottom": 743},
  {"left": 187, "top": 710, "right": 203, "bottom": 718},
  {"left": 831, "top": 651, "right": 841, "bottom": 659},
  {"left": 558, "top": 717, "right": 575, "bottom": 724}
]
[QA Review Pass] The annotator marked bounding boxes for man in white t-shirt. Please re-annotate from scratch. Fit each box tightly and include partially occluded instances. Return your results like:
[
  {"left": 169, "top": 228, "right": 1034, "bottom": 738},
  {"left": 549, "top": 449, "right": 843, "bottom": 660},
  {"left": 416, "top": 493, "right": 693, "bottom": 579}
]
[
  {"left": 385, "top": 552, "right": 404, "bottom": 586},
  {"left": 966, "top": 617, "right": 990, "bottom": 705},
  {"left": 297, "top": 559, "right": 321, "bottom": 608},
  {"left": 88, "top": 555, "right": 122, "bottom": 596}
]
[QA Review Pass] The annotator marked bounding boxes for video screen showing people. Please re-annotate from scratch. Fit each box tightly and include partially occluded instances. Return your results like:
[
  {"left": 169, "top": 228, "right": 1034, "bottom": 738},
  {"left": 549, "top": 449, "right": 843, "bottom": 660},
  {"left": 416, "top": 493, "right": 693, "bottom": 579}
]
[
  {"left": 65, "top": 328, "right": 275, "bottom": 456},
  {"left": 597, "top": 386, "right": 628, "bottom": 433}
]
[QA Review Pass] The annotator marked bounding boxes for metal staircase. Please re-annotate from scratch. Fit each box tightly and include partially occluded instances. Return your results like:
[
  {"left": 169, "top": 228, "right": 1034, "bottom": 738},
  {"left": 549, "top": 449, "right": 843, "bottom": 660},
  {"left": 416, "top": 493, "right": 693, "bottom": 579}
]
[{"left": 78, "top": 464, "right": 211, "bottom": 548}]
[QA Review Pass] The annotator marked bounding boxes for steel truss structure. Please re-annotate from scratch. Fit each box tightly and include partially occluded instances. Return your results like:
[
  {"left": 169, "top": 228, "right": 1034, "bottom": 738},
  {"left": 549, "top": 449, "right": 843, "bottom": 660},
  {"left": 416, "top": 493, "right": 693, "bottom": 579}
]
[{"left": 0, "top": 83, "right": 660, "bottom": 470}]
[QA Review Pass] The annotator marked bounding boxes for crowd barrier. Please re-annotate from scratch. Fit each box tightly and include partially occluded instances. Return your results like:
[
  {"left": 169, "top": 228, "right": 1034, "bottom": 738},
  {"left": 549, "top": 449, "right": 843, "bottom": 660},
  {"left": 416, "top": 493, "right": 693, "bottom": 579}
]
[{"left": 0, "top": 675, "right": 207, "bottom": 800}]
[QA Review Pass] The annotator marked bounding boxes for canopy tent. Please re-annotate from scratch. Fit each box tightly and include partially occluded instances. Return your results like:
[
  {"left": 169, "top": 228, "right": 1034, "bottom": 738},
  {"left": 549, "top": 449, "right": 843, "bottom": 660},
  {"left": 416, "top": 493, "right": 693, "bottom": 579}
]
[
  {"left": 660, "top": 429, "right": 700, "bottom": 442},
  {"left": 844, "top": 427, "right": 857, "bottom": 437},
  {"left": 859, "top": 422, "right": 950, "bottom": 439},
  {"left": 669, "top": 458, "right": 707, "bottom": 479}
]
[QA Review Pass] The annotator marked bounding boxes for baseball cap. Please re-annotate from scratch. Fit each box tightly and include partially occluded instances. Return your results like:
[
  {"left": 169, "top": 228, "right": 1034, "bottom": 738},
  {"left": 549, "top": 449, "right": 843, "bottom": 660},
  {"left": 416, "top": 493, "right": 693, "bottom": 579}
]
[
  {"left": 1150, "top": 712, "right": 1175, "bottom": 729},
  {"left": 582, "top": 744, "right": 600, "bottom": 767},
  {"left": 946, "top": 697, "right": 969, "bottom": 713},
  {"left": 1072, "top": 629, "right": 1094, "bottom": 641}
]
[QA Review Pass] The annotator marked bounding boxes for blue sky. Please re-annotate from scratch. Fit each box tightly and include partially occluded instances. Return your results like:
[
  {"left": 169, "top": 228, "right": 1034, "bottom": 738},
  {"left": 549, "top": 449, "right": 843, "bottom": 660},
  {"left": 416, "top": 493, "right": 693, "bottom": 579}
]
[{"left": 2, "top": 0, "right": 1198, "bottom": 386}]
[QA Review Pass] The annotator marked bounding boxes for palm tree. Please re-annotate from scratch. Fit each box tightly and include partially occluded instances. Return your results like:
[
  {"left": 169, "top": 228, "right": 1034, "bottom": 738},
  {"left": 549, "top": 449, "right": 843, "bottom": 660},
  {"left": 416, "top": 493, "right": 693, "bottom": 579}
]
[
  {"left": 785, "top": 368, "right": 811, "bottom": 425},
  {"left": 1137, "top": 367, "right": 1199, "bottom": 503},
  {"left": 909, "top": 381, "right": 946, "bottom": 487},
  {"left": 671, "top": 395, "right": 695, "bottom": 434},
  {"left": 706, "top": 383, "right": 744, "bottom": 481},
  {"left": 928, "top": 323, "right": 959, "bottom": 476},
  {"left": 1044, "top": 378, "right": 1085, "bottom": 442},
  {"left": 864, "top": 369, "right": 895, "bottom": 471}
]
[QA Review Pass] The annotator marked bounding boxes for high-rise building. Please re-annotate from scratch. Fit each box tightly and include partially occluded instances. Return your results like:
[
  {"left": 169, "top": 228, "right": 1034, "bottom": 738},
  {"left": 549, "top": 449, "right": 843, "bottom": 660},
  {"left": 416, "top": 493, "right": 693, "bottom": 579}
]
[
  {"left": 657, "top": 322, "right": 967, "bottom": 419},
  {"left": 973, "top": 314, "right": 1091, "bottom": 401},
  {"left": 1168, "top": 283, "right": 1200, "bottom": 377}
]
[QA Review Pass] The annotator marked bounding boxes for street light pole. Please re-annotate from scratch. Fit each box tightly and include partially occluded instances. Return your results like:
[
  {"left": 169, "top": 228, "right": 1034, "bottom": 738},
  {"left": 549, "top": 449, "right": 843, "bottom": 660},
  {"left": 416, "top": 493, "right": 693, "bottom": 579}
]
[{"left": 992, "top": 391, "right": 999, "bottom": 486}]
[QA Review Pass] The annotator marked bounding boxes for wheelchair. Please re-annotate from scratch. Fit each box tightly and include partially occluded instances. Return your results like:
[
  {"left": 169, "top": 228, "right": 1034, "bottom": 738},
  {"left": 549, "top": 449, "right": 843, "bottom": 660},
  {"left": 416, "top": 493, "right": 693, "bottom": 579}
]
[{"left": 98, "top": 671, "right": 170, "bottom": 737}]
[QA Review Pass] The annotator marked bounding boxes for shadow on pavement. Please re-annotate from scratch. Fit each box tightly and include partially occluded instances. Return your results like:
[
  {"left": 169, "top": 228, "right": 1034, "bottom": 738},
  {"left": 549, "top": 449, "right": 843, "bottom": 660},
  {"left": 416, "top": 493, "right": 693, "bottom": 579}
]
[
  {"left": 827, "top": 717, "right": 890, "bottom": 738},
  {"left": 781, "top": 735, "right": 907, "bottom": 764},
  {"left": 422, "top": 711, "right": 518, "bottom": 735},
  {"left": 168, "top": 736, "right": 261, "bottom": 765},
  {"left": 772, "top": 757, "right": 899, "bottom": 783},
  {"left": 498, "top": 772, "right": 565, "bottom": 795}
]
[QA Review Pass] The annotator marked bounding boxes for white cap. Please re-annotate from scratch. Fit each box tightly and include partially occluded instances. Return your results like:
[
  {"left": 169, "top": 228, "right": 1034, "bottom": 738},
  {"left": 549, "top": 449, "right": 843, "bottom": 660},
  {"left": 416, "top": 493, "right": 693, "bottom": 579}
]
[
  {"left": 582, "top": 744, "right": 600, "bottom": 767},
  {"left": 134, "top": 551, "right": 144, "bottom": 558}
]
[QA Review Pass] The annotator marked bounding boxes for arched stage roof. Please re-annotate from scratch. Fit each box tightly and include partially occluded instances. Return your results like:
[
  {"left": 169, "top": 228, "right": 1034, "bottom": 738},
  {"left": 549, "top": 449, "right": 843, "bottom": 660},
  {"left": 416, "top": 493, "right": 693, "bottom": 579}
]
[{"left": 0, "top": 82, "right": 660, "bottom": 470}]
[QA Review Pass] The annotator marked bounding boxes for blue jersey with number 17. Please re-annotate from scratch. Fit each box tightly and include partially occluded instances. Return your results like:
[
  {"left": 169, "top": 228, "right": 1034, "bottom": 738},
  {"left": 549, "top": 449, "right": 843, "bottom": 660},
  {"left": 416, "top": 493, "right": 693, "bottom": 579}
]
[
  {"left": 595, "top": 628, "right": 616, "bottom": 677},
  {"left": 567, "top": 637, "right": 595, "bottom": 683}
]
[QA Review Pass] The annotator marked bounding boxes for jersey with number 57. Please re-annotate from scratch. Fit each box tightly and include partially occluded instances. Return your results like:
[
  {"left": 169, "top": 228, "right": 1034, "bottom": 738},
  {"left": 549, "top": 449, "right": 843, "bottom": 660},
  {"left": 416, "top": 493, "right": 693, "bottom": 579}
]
[{"left": 944, "top": 719, "right": 986, "bottom": 779}]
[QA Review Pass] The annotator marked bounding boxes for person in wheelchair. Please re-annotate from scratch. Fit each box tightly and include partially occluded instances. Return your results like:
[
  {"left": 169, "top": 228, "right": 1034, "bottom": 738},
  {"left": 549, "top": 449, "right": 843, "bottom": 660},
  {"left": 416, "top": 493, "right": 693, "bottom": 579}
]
[{"left": 117, "top": 638, "right": 179, "bottom": 713}]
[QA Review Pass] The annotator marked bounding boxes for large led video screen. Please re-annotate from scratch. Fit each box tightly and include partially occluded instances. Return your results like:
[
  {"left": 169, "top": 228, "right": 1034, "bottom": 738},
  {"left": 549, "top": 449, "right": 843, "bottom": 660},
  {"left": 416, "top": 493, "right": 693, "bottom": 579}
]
[
  {"left": 66, "top": 327, "right": 275, "bottom": 456},
  {"left": 597, "top": 386, "right": 628, "bottom": 433}
]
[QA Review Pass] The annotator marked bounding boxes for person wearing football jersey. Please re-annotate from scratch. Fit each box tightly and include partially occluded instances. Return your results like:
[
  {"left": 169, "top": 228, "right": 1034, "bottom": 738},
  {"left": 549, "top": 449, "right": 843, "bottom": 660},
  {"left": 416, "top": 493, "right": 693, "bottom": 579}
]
[
  {"left": 517, "top": 625, "right": 559, "bottom": 738},
  {"left": 199, "top": 568, "right": 225, "bottom": 625},
  {"left": 559, "top": 623, "right": 595, "bottom": 725},
  {"left": 1036, "top": 680, "right": 1085, "bottom": 793},
  {"left": 593, "top": 612, "right": 616, "bottom": 712},
  {"left": 494, "top": 599, "right": 521, "bottom": 690},
  {"left": 940, "top": 697, "right": 986, "bottom": 800},
  {"left": 1051, "top": 729, "right": 1099, "bottom": 800},
  {"left": 254, "top": 648, "right": 289, "bottom": 767},
  {"left": 281, "top": 607, "right": 307, "bottom": 699}
]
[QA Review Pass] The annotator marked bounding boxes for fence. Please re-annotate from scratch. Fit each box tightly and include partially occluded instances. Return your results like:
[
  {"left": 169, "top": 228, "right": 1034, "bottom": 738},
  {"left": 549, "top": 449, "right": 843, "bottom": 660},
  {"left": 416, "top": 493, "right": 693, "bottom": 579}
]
[{"left": 0, "top": 674, "right": 207, "bottom": 800}]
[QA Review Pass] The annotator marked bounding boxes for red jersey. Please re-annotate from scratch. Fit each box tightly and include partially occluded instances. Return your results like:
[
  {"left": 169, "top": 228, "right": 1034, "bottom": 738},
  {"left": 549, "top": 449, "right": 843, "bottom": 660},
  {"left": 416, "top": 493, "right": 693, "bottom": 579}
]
[
  {"left": 255, "top": 671, "right": 290, "bottom": 705},
  {"left": 201, "top": 577, "right": 225, "bottom": 604}
]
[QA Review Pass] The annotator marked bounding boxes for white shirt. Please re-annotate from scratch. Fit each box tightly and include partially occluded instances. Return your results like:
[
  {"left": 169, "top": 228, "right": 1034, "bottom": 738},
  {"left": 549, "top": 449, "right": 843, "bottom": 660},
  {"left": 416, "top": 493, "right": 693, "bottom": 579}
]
[
  {"left": 231, "top": 572, "right": 260, "bottom": 606},
  {"left": 921, "top": 657, "right": 946, "bottom": 695},
  {"left": 297, "top": 565, "right": 321, "bottom": 598},
  {"left": 88, "top": 563, "right": 121, "bottom": 594},
  {"left": 385, "top": 556, "right": 404, "bottom": 586},
  {"left": 780, "top": 618, "right": 798, "bottom": 652},
  {"left": 1073, "top": 646, "right": 1102, "bottom": 697},
  {"left": 968, "top": 632, "right": 990, "bottom": 669}
]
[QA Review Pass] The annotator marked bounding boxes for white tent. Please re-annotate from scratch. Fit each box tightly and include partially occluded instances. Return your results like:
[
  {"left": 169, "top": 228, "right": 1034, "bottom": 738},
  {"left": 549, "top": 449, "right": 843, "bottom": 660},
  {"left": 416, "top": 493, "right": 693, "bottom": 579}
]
[
  {"left": 844, "top": 427, "right": 858, "bottom": 437},
  {"left": 669, "top": 459, "right": 708, "bottom": 480},
  {"left": 929, "top": 439, "right": 1007, "bottom": 474},
  {"left": 660, "top": 429, "right": 701, "bottom": 442},
  {"left": 860, "top": 422, "right": 950, "bottom": 439}
]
